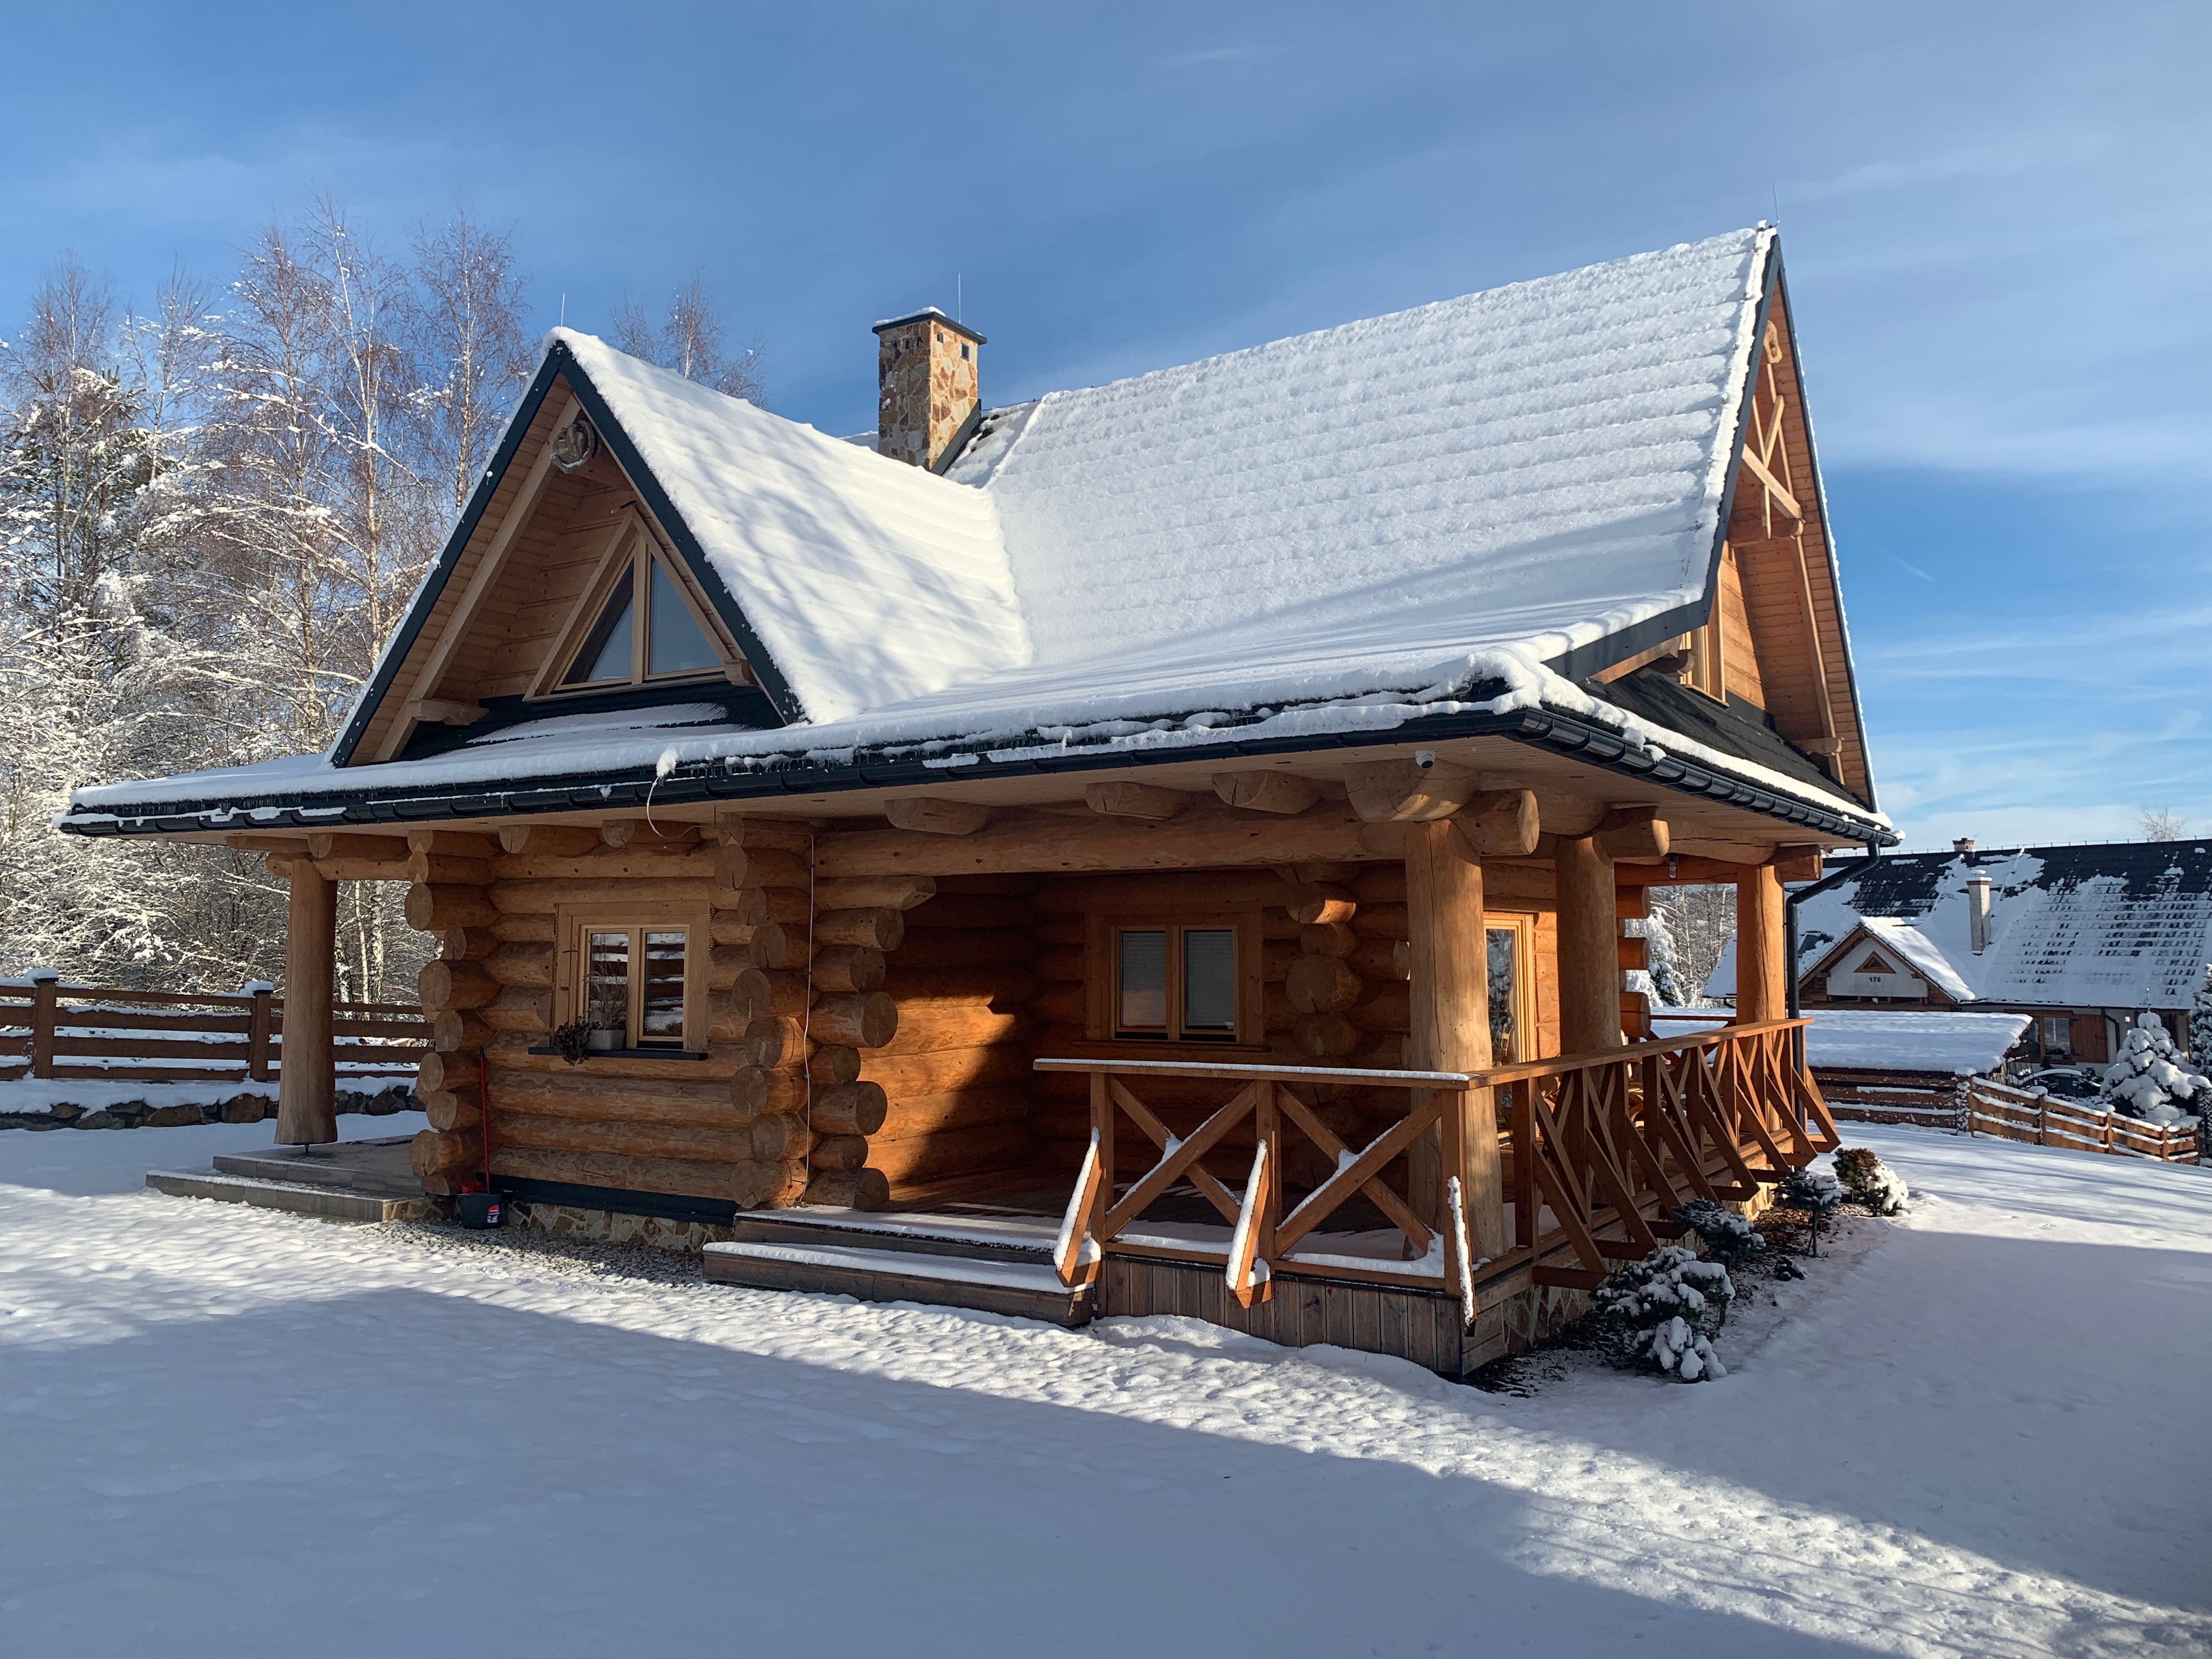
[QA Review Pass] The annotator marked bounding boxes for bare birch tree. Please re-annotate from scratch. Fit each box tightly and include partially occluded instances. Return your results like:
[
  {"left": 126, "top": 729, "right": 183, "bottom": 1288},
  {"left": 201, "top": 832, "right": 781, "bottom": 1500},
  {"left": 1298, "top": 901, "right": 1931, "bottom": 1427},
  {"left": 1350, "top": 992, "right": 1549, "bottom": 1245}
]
[
  {"left": 611, "top": 275, "right": 766, "bottom": 404},
  {"left": 412, "top": 209, "right": 533, "bottom": 518}
]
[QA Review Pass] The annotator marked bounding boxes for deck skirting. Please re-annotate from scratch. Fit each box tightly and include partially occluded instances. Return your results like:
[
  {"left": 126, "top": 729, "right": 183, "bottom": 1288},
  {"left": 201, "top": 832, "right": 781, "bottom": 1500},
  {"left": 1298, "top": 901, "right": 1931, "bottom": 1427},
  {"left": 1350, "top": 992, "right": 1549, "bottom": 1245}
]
[{"left": 1098, "top": 1253, "right": 1583, "bottom": 1376}]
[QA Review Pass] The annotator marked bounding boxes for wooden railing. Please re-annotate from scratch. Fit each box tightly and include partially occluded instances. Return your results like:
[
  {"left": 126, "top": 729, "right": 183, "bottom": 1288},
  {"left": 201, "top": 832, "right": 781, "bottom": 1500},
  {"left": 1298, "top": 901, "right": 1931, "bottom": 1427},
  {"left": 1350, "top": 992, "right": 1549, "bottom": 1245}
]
[
  {"left": 0, "top": 980, "right": 428, "bottom": 1084},
  {"left": 1039, "top": 1018, "right": 1836, "bottom": 1304},
  {"left": 1496, "top": 1018, "right": 1835, "bottom": 1288},
  {"left": 1968, "top": 1079, "right": 2201, "bottom": 1164}
]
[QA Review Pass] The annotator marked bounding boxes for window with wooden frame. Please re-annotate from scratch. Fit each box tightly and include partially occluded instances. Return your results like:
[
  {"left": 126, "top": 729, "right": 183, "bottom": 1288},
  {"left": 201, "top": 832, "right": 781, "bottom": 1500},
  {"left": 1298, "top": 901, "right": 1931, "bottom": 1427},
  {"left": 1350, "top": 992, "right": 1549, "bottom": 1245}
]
[
  {"left": 554, "top": 902, "right": 708, "bottom": 1055},
  {"left": 1484, "top": 913, "right": 1537, "bottom": 1063},
  {"left": 531, "top": 515, "right": 746, "bottom": 698},
  {"left": 1085, "top": 913, "right": 1262, "bottom": 1045}
]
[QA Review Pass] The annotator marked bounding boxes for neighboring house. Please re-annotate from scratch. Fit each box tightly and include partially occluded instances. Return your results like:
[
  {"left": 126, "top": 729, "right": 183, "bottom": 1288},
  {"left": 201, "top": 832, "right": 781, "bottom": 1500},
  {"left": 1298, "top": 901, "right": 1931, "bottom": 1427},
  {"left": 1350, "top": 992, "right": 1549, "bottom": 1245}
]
[
  {"left": 62, "top": 227, "right": 1891, "bottom": 1374},
  {"left": 1708, "top": 838, "right": 2212, "bottom": 1064}
]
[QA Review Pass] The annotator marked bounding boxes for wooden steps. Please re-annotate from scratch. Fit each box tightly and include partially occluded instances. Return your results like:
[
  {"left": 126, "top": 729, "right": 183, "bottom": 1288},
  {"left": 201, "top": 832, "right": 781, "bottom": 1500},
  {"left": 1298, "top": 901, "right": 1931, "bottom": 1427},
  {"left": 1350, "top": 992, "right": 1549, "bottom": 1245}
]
[
  {"left": 704, "top": 1209, "right": 1092, "bottom": 1326},
  {"left": 145, "top": 1169, "right": 432, "bottom": 1223},
  {"left": 145, "top": 1135, "right": 430, "bottom": 1223}
]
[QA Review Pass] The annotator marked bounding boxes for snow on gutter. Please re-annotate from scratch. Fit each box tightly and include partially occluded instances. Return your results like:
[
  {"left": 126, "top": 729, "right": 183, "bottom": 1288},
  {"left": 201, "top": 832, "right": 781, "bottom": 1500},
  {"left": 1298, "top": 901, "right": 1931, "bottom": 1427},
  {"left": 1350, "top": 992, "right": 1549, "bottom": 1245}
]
[{"left": 58, "top": 647, "right": 1892, "bottom": 844}]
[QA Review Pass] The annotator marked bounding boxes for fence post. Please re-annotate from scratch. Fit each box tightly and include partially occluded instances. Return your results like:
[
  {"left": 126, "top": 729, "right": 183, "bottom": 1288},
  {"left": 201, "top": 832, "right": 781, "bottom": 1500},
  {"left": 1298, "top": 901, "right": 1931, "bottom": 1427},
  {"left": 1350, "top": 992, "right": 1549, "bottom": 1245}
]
[
  {"left": 29, "top": 978, "right": 58, "bottom": 1080},
  {"left": 247, "top": 986, "right": 274, "bottom": 1082}
]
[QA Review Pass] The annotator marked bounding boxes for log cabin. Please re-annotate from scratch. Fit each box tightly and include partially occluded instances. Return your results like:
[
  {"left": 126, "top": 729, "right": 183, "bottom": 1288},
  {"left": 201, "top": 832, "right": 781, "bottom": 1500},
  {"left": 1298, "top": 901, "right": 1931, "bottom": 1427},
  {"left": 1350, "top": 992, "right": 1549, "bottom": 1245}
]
[
  {"left": 63, "top": 226, "right": 1894, "bottom": 1373},
  {"left": 1709, "top": 837, "right": 2212, "bottom": 1065}
]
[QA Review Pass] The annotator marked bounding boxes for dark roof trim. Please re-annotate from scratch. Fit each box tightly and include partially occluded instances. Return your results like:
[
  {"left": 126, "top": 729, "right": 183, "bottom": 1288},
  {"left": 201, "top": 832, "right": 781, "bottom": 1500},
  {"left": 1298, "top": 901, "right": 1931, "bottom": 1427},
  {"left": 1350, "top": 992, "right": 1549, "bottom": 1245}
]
[
  {"left": 329, "top": 349, "right": 568, "bottom": 766},
  {"left": 326, "top": 342, "right": 808, "bottom": 770},
  {"left": 1542, "top": 232, "right": 1780, "bottom": 686},
  {"left": 549, "top": 345, "right": 807, "bottom": 724},
  {"left": 61, "top": 696, "right": 1896, "bottom": 847},
  {"left": 1766, "top": 256, "right": 1875, "bottom": 809}
]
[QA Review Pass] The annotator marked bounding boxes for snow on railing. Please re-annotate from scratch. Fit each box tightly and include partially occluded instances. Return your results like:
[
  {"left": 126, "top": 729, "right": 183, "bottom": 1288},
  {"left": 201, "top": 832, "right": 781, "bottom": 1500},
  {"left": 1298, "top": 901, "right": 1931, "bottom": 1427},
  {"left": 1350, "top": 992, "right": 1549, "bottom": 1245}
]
[{"left": 1966, "top": 1079, "right": 2200, "bottom": 1164}]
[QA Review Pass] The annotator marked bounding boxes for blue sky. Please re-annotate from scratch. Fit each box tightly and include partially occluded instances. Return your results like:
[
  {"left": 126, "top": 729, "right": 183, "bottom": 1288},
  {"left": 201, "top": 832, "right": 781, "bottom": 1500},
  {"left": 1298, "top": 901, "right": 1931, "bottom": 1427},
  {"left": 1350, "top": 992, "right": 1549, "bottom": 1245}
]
[{"left": 5, "top": 2, "right": 2205, "bottom": 851}]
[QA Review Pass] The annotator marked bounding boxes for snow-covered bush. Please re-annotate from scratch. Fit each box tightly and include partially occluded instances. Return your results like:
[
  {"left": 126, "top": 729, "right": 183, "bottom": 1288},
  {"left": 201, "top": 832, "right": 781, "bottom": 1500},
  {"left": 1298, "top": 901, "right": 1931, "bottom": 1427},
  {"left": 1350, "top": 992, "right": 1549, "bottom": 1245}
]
[
  {"left": 1595, "top": 1245, "right": 1733, "bottom": 1381},
  {"left": 2101, "top": 1012, "right": 2211, "bottom": 1126},
  {"left": 2191, "top": 966, "right": 2212, "bottom": 1067},
  {"left": 1672, "top": 1199, "right": 1765, "bottom": 1266},
  {"left": 1648, "top": 1317, "right": 1723, "bottom": 1382},
  {"left": 1779, "top": 1166, "right": 1844, "bottom": 1255},
  {"left": 1832, "top": 1148, "right": 1908, "bottom": 1216}
]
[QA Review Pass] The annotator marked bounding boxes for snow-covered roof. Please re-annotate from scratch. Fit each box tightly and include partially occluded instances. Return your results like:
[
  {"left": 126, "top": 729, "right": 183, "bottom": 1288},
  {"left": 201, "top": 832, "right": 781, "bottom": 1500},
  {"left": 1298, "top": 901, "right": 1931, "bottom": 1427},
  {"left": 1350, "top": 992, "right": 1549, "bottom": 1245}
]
[
  {"left": 945, "top": 226, "right": 1774, "bottom": 683},
  {"left": 1803, "top": 1009, "right": 2032, "bottom": 1075},
  {"left": 1850, "top": 918, "right": 1976, "bottom": 1003},
  {"left": 1707, "top": 843, "right": 2212, "bottom": 1012},
  {"left": 63, "top": 227, "right": 1887, "bottom": 838},
  {"left": 550, "top": 331, "right": 1028, "bottom": 725}
]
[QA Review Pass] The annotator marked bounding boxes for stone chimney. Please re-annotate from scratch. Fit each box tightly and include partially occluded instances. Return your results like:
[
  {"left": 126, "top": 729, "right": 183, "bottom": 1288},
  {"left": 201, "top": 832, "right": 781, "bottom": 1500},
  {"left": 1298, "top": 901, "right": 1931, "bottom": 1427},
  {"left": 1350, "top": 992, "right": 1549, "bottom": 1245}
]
[
  {"left": 1967, "top": 870, "right": 1993, "bottom": 955},
  {"left": 1952, "top": 837, "right": 1976, "bottom": 858},
  {"left": 873, "top": 308, "right": 985, "bottom": 472}
]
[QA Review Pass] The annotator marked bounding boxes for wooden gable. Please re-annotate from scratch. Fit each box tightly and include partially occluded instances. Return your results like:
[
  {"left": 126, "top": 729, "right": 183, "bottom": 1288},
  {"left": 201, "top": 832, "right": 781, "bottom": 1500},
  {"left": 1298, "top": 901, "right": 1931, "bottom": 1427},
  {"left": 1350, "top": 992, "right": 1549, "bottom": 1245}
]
[
  {"left": 1719, "top": 284, "right": 1870, "bottom": 800},
  {"left": 339, "top": 358, "right": 785, "bottom": 768},
  {"left": 1804, "top": 924, "right": 1950, "bottom": 1006},
  {"left": 1596, "top": 278, "right": 1873, "bottom": 804}
]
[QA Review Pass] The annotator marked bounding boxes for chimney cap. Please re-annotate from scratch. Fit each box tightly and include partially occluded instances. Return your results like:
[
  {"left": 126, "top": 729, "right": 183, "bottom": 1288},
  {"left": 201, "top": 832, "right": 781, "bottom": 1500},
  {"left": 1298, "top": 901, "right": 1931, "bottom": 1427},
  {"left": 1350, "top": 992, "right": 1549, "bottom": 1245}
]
[
  {"left": 872, "top": 307, "right": 986, "bottom": 346},
  {"left": 1967, "top": 869, "right": 1991, "bottom": 884},
  {"left": 1952, "top": 837, "right": 1976, "bottom": 855}
]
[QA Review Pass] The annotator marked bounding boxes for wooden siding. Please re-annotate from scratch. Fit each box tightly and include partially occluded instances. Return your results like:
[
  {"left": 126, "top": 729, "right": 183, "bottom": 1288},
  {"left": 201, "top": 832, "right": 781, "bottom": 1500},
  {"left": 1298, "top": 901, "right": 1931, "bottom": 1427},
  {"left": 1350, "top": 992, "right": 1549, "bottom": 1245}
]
[
  {"left": 1726, "top": 289, "right": 1870, "bottom": 801},
  {"left": 1715, "top": 543, "right": 1767, "bottom": 709},
  {"left": 351, "top": 388, "right": 578, "bottom": 763}
]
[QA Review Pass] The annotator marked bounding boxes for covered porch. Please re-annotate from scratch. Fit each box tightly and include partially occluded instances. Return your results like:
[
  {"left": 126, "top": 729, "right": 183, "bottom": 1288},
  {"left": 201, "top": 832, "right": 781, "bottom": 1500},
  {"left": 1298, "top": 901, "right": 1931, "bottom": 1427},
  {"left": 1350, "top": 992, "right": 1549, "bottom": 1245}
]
[{"left": 701, "top": 773, "right": 1841, "bottom": 1374}]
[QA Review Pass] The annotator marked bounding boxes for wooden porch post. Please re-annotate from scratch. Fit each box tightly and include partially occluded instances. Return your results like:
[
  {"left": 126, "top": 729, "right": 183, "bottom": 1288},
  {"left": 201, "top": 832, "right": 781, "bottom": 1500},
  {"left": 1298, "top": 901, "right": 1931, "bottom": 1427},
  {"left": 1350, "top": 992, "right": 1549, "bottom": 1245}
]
[
  {"left": 1555, "top": 834, "right": 1622, "bottom": 1052},
  {"left": 274, "top": 864, "right": 338, "bottom": 1147},
  {"left": 1404, "top": 821, "right": 1507, "bottom": 1260},
  {"left": 1735, "top": 862, "right": 1788, "bottom": 1024}
]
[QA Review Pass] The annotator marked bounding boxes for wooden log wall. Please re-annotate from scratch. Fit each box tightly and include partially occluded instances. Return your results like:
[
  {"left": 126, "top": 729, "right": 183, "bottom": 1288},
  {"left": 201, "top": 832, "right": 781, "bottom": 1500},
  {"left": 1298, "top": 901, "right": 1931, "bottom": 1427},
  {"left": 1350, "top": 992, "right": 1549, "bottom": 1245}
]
[
  {"left": 407, "top": 820, "right": 810, "bottom": 1209},
  {"left": 1022, "top": 868, "right": 1353, "bottom": 1189},
  {"left": 862, "top": 876, "right": 1042, "bottom": 1199}
]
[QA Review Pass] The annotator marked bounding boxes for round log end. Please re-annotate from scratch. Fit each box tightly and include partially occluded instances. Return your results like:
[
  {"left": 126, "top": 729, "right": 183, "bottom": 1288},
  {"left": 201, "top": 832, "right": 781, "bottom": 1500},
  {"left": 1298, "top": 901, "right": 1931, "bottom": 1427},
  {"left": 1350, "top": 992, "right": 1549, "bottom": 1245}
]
[
  {"left": 803, "top": 1167, "right": 890, "bottom": 1211},
  {"left": 410, "top": 1128, "right": 478, "bottom": 1180}
]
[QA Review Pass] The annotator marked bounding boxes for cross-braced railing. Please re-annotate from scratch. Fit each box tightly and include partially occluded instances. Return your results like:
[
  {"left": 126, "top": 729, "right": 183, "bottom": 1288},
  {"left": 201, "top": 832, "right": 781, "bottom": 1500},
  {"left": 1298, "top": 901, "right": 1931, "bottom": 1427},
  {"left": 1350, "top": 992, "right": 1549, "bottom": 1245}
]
[
  {"left": 1499, "top": 1018, "right": 1837, "bottom": 1289},
  {"left": 1036, "top": 1058, "right": 1485, "bottom": 1310},
  {"left": 1038, "top": 1018, "right": 1835, "bottom": 1311}
]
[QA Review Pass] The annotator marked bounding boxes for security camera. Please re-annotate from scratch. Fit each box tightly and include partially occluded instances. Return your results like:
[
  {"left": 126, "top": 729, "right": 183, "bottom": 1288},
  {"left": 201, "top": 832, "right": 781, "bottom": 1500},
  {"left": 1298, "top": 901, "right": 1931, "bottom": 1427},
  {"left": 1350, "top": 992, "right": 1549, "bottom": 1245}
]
[{"left": 1414, "top": 749, "right": 1437, "bottom": 770}]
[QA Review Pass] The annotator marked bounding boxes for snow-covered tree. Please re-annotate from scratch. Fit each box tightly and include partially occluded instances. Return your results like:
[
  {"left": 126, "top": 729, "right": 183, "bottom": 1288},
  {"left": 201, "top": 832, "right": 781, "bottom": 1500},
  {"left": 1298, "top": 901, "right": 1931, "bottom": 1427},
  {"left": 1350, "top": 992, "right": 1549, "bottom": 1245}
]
[
  {"left": 410, "top": 210, "right": 534, "bottom": 518},
  {"left": 1649, "top": 883, "right": 1733, "bottom": 1004},
  {"left": 2100, "top": 1012, "right": 2211, "bottom": 1126},
  {"left": 1780, "top": 1166, "right": 1844, "bottom": 1255},
  {"left": 1672, "top": 1198, "right": 1764, "bottom": 1266},
  {"left": 1634, "top": 906, "right": 1691, "bottom": 1006},
  {"left": 611, "top": 276, "right": 766, "bottom": 404},
  {"left": 1595, "top": 1245, "right": 1734, "bottom": 1381},
  {"left": 2190, "top": 966, "right": 2212, "bottom": 1068},
  {"left": 1833, "top": 1148, "right": 1908, "bottom": 1216}
]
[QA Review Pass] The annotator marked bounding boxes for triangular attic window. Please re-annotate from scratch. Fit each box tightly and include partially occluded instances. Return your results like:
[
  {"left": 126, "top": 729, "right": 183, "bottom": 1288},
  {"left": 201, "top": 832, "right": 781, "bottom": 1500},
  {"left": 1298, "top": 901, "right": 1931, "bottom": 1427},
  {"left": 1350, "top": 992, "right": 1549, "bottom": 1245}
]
[
  {"left": 647, "top": 558, "right": 718, "bottom": 675},
  {"left": 542, "top": 520, "right": 745, "bottom": 695},
  {"left": 565, "top": 568, "right": 636, "bottom": 685},
  {"left": 1851, "top": 947, "right": 1898, "bottom": 975}
]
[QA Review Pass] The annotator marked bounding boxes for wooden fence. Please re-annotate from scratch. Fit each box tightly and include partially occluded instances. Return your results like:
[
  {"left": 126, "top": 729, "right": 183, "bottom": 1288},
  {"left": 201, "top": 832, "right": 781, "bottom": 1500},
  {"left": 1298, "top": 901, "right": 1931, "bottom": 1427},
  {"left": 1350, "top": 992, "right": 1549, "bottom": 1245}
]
[
  {"left": 0, "top": 980, "right": 427, "bottom": 1085},
  {"left": 1967, "top": 1078, "right": 2201, "bottom": 1163},
  {"left": 1814, "top": 1068, "right": 1972, "bottom": 1130}
]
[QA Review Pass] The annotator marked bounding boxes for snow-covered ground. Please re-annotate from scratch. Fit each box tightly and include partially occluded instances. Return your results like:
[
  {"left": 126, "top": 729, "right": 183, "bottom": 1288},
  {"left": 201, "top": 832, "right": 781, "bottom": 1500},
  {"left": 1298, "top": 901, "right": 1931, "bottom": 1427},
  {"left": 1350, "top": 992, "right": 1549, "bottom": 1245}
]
[{"left": 1, "top": 1119, "right": 2205, "bottom": 1657}]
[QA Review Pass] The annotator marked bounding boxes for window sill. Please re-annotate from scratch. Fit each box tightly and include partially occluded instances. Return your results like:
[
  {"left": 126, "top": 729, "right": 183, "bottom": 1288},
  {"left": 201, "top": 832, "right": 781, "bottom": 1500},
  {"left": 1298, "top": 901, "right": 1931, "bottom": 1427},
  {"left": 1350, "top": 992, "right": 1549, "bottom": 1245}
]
[
  {"left": 525, "top": 1047, "right": 709, "bottom": 1062},
  {"left": 1056, "top": 1038, "right": 1273, "bottom": 1058}
]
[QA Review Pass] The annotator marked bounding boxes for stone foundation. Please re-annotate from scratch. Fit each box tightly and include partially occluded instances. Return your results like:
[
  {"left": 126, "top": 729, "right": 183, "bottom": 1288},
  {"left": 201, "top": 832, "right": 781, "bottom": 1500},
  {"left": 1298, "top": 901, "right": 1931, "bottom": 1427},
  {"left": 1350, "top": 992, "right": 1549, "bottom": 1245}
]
[
  {"left": 512, "top": 1201, "right": 732, "bottom": 1254},
  {"left": 0, "top": 1084, "right": 417, "bottom": 1133}
]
